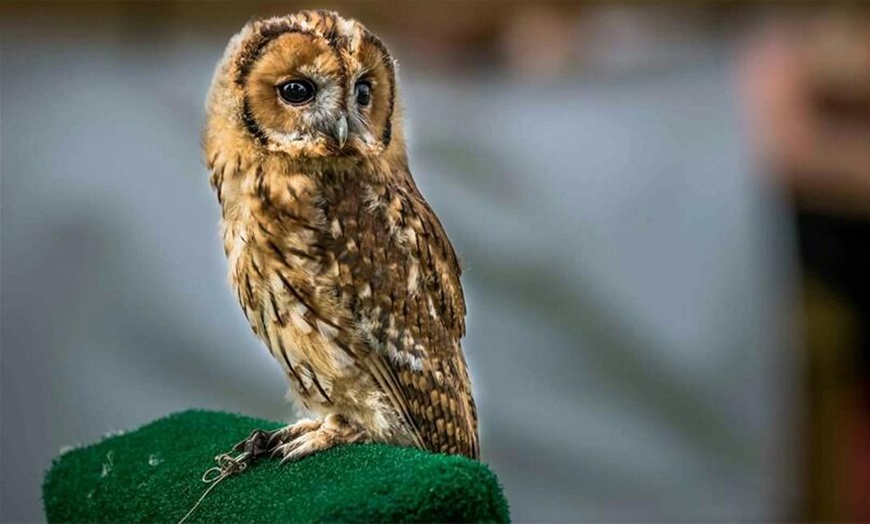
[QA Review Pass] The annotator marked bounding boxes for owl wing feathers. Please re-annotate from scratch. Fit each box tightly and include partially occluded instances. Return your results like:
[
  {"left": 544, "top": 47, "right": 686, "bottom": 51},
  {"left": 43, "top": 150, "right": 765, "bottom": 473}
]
[{"left": 322, "top": 174, "right": 479, "bottom": 458}]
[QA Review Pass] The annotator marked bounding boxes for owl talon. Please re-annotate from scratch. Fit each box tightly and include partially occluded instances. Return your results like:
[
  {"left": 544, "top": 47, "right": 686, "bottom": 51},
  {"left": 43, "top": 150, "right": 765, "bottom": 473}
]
[
  {"left": 270, "top": 435, "right": 310, "bottom": 463},
  {"left": 278, "top": 441, "right": 306, "bottom": 465},
  {"left": 267, "top": 427, "right": 287, "bottom": 449},
  {"left": 271, "top": 415, "right": 367, "bottom": 464},
  {"left": 231, "top": 429, "right": 274, "bottom": 459},
  {"left": 270, "top": 440, "right": 296, "bottom": 460},
  {"left": 263, "top": 418, "right": 323, "bottom": 457}
]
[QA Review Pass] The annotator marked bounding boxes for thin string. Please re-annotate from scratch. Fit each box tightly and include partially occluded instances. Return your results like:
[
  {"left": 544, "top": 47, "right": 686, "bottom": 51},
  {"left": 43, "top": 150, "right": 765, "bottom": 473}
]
[{"left": 177, "top": 452, "right": 250, "bottom": 524}]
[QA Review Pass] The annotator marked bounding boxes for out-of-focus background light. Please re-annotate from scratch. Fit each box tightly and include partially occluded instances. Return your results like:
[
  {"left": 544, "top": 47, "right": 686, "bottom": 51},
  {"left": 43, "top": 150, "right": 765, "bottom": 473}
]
[{"left": 2, "top": 2, "right": 869, "bottom": 522}]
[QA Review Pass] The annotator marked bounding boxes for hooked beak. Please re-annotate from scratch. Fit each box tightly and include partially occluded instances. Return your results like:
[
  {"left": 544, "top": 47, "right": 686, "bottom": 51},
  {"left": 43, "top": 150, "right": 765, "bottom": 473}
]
[{"left": 334, "top": 115, "right": 349, "bottom": 149}]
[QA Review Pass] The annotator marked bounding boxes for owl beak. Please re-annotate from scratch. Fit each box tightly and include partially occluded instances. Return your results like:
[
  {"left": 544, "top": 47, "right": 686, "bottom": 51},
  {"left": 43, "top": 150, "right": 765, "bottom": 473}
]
[{"left": 334, "top": 115, "right": 349, "bottom": 149}]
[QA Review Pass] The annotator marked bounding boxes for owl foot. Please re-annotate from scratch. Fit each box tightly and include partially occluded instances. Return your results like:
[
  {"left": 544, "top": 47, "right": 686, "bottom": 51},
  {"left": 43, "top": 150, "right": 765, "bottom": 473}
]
[
  {"left": 230, "top": 418, "right": 320, "bottom": 460},
  {"left": 264, "top": 417, "right": 323, "bottom": 449},
  {"left": 270, "top": 414, "right": 367, "bottom": 464}
]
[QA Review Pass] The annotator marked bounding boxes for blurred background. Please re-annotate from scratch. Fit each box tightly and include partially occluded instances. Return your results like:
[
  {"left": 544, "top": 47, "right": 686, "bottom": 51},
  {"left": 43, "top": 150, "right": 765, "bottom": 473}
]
[{"left": 2, "top": 1, "right": 869, "bottom": 522}]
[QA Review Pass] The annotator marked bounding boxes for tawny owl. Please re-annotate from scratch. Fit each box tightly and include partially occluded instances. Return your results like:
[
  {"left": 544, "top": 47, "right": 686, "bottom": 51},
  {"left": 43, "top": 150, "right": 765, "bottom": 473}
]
[{"left": 203, "top": 10, "right": 479, "bottom": 462}]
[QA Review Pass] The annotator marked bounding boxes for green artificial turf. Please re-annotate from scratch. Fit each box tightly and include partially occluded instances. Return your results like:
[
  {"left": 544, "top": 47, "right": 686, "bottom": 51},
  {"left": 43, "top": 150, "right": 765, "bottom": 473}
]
[{"left": 43, "top": 410, "right": 509, "bottom": 523}]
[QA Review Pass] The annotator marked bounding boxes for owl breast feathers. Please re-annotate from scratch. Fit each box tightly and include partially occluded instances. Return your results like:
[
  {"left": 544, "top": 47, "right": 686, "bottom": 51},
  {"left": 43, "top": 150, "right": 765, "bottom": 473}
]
[{"left": 203, "top": 10, "right": 479, "bottom": 460}]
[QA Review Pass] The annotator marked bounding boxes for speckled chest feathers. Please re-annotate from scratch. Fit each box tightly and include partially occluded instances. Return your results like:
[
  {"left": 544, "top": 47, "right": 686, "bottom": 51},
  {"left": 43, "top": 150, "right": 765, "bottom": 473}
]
[{"left": 203, "top": 10, "right": 478, "bottom": 459}]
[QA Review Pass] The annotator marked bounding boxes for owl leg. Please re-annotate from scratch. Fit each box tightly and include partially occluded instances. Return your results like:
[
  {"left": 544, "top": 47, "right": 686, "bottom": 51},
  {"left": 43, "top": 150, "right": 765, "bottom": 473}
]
[{"left": 270, "top": 414, "right": 367, "bottom": 464}]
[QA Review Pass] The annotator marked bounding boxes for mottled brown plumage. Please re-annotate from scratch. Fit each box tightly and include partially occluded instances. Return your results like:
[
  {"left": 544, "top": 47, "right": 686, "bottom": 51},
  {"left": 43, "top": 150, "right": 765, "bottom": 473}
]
[{"left": 204, "top": 10, "right": 479, "bottom": 461}]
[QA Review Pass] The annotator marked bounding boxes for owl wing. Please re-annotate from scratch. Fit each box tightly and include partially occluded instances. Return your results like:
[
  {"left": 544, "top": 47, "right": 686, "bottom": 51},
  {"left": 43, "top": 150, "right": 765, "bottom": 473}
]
[{"left": 325, "top": 176, "right": 479, "bottom": 458}]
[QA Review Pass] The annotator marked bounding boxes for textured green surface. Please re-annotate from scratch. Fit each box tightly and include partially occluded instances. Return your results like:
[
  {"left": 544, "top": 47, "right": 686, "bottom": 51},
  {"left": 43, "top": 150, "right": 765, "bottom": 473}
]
[{"left": 43, "top": 410, "right": 509, "bottom": 523}]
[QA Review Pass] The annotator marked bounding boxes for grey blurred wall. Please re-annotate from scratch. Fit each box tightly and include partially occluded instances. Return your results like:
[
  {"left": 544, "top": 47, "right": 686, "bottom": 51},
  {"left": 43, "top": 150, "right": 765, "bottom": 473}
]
[{"left": 2, "top": 4, "right": 800, "bottom": 522}]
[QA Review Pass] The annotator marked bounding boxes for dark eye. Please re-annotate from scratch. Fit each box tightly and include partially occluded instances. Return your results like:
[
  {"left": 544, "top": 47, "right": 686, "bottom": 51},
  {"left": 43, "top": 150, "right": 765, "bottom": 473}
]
[
  {"left": 355, "top": 81, "right": 372, "bottom": 107},
  {"left": 277, "top": 79, "right": 316, "bottom": 105}
]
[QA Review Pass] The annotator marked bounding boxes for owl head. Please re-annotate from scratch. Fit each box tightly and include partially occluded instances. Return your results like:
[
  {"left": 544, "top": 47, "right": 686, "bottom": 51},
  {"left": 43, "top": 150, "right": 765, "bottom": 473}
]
[{"left": 205, "top": 11, "right": 402, "bottom": 167}]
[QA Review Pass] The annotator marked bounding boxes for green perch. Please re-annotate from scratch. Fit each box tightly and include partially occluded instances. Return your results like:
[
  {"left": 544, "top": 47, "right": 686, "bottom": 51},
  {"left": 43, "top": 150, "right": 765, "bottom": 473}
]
[{"left": 43, "top": 410, "right": 510, "bottom": 523}]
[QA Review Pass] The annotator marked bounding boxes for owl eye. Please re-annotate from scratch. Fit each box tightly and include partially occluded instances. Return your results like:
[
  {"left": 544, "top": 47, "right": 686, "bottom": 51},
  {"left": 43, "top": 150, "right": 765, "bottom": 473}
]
[
  {"left": 355, "top": 81, "right": 372, "bottom": 107},
  {"left": 277, "top": 79, "right": 316, "bottom": 105}
]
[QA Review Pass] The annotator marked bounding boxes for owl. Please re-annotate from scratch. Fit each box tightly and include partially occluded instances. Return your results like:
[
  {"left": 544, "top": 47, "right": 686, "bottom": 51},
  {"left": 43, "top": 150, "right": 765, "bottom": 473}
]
[{"left": 203, "top": 10, "right": 479, "bottom": 462}]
